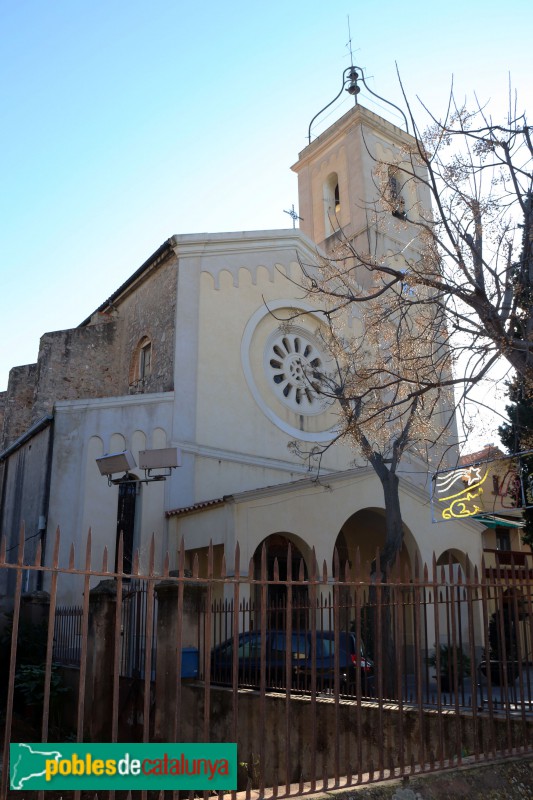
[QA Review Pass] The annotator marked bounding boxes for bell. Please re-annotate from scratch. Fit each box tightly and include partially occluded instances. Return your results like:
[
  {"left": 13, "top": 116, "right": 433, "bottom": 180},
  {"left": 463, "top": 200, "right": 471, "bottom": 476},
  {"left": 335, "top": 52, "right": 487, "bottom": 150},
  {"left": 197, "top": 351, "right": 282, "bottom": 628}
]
[{"left": 346, "top": 69, "right": 360, "bottom": 96}]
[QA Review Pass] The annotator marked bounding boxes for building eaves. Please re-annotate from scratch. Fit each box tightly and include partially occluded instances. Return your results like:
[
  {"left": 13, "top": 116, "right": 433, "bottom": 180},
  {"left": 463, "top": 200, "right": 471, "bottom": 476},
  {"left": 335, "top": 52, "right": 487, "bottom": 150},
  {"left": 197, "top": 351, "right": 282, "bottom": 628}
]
[
  {"left": 165, "top": 467, "right": 372, "bottom": 518},
  {"left": 165, "top": 465, "right": 482, "bottom": 533},
  {"left": 166, "top": 497, "right": 227, "bottom": 518},
  {"left": 293, "top": 103, "right": 415, "bottom": 169},
  {"left": 459, "top": 445, "right": 505, "bottom": 466},
  {"left": 78, "top": 238, "right": 176, "bottom": 327},
  {"left": 0, "top": 415, "right": 53, "bottom": 463}
]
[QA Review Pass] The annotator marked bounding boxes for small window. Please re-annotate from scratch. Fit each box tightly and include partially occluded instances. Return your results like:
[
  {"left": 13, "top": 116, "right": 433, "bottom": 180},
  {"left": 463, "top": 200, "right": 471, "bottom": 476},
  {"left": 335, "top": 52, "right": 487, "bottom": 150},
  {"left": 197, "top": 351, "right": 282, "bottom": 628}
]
[
  {"left": 388, "top": 167, "right": 406, "bottom": 219},
  {"left": 116, "top": 475, "right": 138, "bottom": 575},
  {"left": 389, "top": 171, "right": 399, "bottom": 199},
  {"left": 140, "top": 342, "right": 152, "bottom": 380},
  {"left": 129, "top": 336, "right": 152, "bottom": 392},
  {"left": 323, "top": 171, "right": 341, "bottom": 236},
  {"left": 496, "top": 528, "right": 511, "bottom": 552}
]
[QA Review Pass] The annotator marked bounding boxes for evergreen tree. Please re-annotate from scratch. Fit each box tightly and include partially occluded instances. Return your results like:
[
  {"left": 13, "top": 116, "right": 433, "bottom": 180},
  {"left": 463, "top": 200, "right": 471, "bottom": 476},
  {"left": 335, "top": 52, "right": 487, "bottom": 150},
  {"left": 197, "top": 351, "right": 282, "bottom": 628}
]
[{"left": 498, "top": 194, "right": 533, "bottom": 545}]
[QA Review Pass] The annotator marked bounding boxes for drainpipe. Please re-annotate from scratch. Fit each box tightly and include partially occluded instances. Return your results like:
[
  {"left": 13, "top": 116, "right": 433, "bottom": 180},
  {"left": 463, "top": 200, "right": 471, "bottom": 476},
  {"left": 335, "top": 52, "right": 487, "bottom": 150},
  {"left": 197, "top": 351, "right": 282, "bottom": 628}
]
[
  {"left": 0, "top": 457, "right": 8, "bottom": 540},
  {"left": 37, "top": 417, "right": 55, "bottom": 590}
]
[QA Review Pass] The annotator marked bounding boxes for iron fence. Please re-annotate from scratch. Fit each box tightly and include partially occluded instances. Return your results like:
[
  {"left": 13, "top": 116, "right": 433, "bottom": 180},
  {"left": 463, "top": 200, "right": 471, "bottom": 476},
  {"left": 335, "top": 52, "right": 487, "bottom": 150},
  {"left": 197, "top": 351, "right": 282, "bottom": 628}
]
[
  {"left": 1, "top": 527, "right": 533, "bottom": 799},
  {"left": 53, "top": 605, "right": 83, "bottom": 666},
  {"left": 54, "top": 584, "right": 158, "bottom": 678},
  {"left": 120, "top": 580, "right": 157, "bottom": 679}
]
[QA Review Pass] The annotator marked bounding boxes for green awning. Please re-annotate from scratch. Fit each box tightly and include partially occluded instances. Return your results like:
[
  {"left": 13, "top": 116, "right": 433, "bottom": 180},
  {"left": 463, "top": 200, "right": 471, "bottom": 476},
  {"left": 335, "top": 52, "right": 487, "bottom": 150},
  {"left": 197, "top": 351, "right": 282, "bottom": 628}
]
[{"left": 472, "top": 514, "right": 524, "bottom": 529}]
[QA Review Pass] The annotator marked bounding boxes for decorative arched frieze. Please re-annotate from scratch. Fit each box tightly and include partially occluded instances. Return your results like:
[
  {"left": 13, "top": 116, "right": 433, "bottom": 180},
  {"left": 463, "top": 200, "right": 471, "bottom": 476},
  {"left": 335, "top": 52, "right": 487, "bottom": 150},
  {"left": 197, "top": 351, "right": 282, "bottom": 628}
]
[
  {"left": 206, "top": 262, "right": 280, "bottom": 290},
  {"left": 109, "top": 432, "right": 127, "bottom": 454}
]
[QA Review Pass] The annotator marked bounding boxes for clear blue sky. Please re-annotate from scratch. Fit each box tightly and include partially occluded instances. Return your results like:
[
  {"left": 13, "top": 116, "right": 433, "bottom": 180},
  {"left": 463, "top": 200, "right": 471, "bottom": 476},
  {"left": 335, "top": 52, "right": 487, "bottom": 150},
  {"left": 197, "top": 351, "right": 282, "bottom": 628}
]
[{"left": 2, "top": 0, "right": 532, "bottom": 425}]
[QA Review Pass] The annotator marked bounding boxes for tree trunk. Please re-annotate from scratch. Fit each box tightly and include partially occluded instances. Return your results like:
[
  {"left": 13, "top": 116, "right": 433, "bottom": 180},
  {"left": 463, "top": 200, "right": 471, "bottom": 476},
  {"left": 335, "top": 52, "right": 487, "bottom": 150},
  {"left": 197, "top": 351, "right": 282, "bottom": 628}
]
[
  {"left": 367, "top": 458, "right": 404, "bottom": 698},
  {"left": 368, "top": 456, "right": 404, "bottom": 576}
]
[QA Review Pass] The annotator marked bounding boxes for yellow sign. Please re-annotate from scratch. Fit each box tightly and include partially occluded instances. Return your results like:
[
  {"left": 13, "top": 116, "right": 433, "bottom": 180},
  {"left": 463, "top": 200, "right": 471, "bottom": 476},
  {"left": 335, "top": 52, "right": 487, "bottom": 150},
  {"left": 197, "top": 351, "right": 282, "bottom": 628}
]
[{"left": 431, "top": 453, "right": 533, "bottom": 522}]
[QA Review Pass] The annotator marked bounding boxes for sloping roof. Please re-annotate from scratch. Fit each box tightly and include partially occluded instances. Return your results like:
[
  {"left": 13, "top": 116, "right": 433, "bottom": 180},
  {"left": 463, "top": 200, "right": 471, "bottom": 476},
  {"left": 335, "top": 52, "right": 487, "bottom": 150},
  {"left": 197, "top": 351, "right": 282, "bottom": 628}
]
[
  {"left": 0, "top": 415, "right": 53, "bottom": 462},
  {"left": 165, "top": 472, "right": 331, "bottom": 518},
  {"left": 459, "top": 444, "right": 505, "bottom": 465},
  {"left": 165, "top": 463, "right": 439, "bottom": 520},
  {"left": 78, "top": 238, "right": 176, "bottom": 327},
  {"left": 166, "top": 497, "right": 227, "bottom": 518}
]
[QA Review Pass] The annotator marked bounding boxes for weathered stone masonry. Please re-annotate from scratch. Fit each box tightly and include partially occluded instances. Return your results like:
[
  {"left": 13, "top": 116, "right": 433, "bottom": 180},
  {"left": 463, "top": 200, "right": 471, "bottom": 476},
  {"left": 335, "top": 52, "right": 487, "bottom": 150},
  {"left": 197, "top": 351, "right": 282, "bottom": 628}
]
[{"left": 1, "top": 246, "right": 177, "bottom": 451}]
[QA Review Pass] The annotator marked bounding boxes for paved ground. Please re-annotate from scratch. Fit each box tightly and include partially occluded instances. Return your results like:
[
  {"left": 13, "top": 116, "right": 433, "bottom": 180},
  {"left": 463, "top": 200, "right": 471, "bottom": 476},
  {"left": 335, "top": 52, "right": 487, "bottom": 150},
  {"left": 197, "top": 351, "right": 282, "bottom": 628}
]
[{"left": 394, "top": 670, "right": 533, "bottom": 714}]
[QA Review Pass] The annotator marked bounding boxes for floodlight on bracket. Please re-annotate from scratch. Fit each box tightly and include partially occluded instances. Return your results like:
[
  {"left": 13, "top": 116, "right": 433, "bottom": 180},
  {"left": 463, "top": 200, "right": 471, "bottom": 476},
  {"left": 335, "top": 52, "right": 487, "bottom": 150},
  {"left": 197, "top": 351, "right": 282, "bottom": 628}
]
[
  {"left": 96, "top": 450, "right": 137, "bottom": 481},
  {"left": 96, "top": 447, "right": 181, "bottom": 487},
  {"left": 307, "top": 65, "right": 409, "bottom": 144}
]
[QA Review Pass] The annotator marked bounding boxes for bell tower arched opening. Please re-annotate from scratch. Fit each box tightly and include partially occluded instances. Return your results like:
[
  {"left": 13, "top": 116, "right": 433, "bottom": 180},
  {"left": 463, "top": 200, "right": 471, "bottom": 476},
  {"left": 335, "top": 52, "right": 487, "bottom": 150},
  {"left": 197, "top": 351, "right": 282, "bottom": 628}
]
[{"left": 323, "top": 171, "right": 340, "bottom": 238}]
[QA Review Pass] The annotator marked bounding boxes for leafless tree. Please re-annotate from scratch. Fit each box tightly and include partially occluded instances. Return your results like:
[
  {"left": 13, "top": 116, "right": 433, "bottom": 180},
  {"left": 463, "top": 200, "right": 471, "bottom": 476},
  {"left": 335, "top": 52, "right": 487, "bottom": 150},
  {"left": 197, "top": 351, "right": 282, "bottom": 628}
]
[
  {"left": 304, "top": 90, "right": 532, "bottom": 397},
  {"left": 283, "top": 89, "right": 531, "bottom": 692},
  {"left": 289, "top": 275, "right": 453, "bottom": 577},
  {"left": 291, "top": 89, "right": 532, "bottom": 576},
  {"left": 284, "top": 286, "right": 450, "bottom": 695}
]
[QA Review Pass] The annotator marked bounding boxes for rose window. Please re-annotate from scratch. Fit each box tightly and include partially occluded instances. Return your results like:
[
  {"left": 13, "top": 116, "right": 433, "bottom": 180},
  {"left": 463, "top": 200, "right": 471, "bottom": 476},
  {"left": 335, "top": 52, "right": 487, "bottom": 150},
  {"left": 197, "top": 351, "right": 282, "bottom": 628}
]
[{"left": 267, "top": 332, "right": 325, "bottom": 413}]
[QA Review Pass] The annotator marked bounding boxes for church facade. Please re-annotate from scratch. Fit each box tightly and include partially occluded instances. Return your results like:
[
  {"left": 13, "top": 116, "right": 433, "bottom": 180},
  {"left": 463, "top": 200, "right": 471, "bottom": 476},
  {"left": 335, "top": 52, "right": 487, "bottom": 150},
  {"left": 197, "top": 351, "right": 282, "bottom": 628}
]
[{"left": 0, "top": 101, "right": 488, "bottom": 610}]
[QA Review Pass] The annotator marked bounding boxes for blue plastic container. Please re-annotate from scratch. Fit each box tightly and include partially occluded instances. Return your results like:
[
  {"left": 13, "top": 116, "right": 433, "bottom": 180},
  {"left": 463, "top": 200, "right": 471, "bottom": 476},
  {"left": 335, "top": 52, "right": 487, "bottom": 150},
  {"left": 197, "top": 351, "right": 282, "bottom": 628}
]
[{"left": 181, "top": 647, "right": 199, "bottom": 678}]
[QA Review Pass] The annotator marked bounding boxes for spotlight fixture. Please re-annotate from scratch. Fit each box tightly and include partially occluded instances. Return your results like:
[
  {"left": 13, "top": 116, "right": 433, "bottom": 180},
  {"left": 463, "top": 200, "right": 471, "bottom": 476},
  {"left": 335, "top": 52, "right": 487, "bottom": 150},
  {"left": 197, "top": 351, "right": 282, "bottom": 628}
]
[
  {"left": 96, "top": 447, "right": 181, "bottom": 486},
  {"left": 139, "top": 447, "right": 181, "bottom": 477},
  {"left": 96, "top": 450, "right": 137, "bottom": 477}
]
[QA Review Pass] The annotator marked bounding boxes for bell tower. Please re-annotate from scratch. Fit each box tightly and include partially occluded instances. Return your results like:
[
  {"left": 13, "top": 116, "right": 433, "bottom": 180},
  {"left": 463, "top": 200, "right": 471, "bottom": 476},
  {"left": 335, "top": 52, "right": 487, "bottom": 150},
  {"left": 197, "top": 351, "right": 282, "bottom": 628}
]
[{"left": 291, "top": 67, "right": 431, "bottom": 258}]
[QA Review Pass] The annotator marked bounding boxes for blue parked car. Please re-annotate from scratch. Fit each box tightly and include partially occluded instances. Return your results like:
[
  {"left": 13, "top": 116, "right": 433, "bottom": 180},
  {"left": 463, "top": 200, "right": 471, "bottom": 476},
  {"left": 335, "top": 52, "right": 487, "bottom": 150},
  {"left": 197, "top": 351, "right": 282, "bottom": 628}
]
[{"left": 210, "top": 629, "right": 373, "bottom": 695}]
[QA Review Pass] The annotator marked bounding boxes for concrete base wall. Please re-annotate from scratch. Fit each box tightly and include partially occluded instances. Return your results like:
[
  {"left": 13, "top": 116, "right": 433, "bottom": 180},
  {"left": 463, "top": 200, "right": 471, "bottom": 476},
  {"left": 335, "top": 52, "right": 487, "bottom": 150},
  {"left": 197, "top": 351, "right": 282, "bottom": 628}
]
[
  {"left": 60, "top": 669, "right": 533, "bottom": 792},
  {"left": 178, "top": 685, "right": 532, "bottom": 786},
  {"left": 103, "top": 682, "right": 515, "bottom": 789}
]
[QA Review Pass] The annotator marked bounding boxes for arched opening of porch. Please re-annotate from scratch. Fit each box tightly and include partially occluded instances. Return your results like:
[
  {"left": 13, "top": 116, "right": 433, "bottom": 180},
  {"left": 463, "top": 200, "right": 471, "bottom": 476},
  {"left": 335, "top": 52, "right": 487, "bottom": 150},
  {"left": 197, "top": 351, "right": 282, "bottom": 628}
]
[
  {"left": 434, "top": 548, "right": 481, "bottom": 665},
  {"left": 333, "top": 508, "right": 420, "bottom": 671},
  {"left": 334, "top": 507, "right": 417, "bottom": 578},
  {"left": 252, "top": 533, "right": 310, "bottom": 627},
  {"left": 436, "top": 548, "right": 470, "bottom": 571},
  {"left": 484, "top": 588, "right": 531, "bottom": 684}
]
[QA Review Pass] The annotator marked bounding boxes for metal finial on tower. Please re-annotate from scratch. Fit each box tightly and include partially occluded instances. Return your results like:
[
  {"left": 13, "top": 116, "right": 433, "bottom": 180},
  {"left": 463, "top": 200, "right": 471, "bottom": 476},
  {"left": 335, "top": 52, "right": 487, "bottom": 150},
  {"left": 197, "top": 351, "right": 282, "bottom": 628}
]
[
  {"left": 283, "top": 204, "right": 303, "bottom": 229},
  {"left": 307, "top": 61, "right": 410, "bottom": 143},
  {"left": 346, "top": 15, "right": 354, "bottom": 67}
]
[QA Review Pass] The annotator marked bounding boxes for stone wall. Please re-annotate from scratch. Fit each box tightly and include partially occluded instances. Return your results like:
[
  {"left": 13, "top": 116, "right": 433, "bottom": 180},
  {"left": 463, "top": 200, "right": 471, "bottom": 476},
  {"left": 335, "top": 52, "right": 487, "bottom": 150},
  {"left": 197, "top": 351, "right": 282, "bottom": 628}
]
[
  {"left": 1, "top": 364, "right": 37, "bottom": 449},
  {"left": 102, "top": 677, "right": 533, "bottom": 793},
  {"left": 1, "top": 249, "right": 177, "bottom": 446},
  {"left": 31, "top": 321, "right": 121, "bottom": 421},
  {"left": 118, "top": 251, "right": 177, "bottom": 396},
  {"left": 177, "top": 685, "right": 533, "bottom": 788}
]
